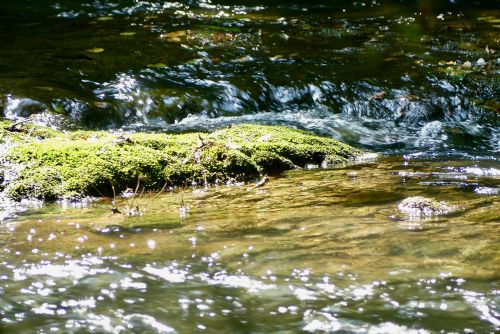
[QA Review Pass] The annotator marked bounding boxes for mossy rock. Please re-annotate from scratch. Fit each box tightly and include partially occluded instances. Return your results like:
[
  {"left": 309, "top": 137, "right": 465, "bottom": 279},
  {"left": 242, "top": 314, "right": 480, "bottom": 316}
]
[
  {"left": 252, "top": 150, "right": 296, "bottom": 174},
  {"left": 1, "top": 122, "right": 365, "bottom": 201},
  {"left": 7, "top": 167, "right": 65, "bottom": 201}
]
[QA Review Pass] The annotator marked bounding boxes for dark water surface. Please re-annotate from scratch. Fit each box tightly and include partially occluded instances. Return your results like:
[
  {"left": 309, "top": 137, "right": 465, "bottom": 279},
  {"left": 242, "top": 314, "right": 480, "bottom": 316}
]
[
  {"left": 0, "top": 0, "right": 498, "bottom": 155},
  {"left": 0, "top": 1, "right": 499, "bottom": 333}
]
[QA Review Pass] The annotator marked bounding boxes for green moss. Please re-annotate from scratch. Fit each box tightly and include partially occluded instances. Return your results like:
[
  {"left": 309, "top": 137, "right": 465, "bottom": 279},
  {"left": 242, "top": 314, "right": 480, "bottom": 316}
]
[
  {"left": 7, "top": 167, "right": 64, "bottom": 201},
  {"left": 197, "top": 145, "right": 259, "bottom": 179},
  {"left": 1, "top": 122, "right": 365, "bottom": 200},
  {"left": 164, "top": 160, "right": 204, "bottom": 184},
  {"left": 0, "top": 121, "right": 60, "bottom": 141},
  {"left": 252, "top": 150, "right": 296, "bottom": 173}
]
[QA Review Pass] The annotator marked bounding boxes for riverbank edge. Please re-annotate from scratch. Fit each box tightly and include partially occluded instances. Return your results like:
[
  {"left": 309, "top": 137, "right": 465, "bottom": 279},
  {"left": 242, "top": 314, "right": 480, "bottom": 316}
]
[{"left": 0, "top": 121, "right": 365, "bottom": 201}]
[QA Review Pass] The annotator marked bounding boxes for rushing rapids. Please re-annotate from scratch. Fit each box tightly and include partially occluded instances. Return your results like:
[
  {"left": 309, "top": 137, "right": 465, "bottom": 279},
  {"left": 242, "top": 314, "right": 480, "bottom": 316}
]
[{"left": 0, "top": 0, "right": 498, "bottom": 155}]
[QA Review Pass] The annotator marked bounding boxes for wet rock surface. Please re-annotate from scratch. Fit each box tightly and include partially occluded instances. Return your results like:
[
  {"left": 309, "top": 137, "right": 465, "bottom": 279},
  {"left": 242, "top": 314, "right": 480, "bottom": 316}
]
[{"left": 398, "top": 196, "right": 459, "bottom": 219}]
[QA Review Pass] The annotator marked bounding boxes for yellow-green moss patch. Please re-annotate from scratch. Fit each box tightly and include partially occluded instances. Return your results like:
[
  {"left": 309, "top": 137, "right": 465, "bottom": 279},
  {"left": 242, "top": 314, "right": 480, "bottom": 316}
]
[{"left": 1, "top": 123, "right": 365, "bottom": 200}]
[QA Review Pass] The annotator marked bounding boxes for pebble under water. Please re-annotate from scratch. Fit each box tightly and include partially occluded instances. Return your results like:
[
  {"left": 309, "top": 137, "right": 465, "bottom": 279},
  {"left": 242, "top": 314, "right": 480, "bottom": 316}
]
[{"left": 0, "top": 0, "right": 499, "bottom": 333}]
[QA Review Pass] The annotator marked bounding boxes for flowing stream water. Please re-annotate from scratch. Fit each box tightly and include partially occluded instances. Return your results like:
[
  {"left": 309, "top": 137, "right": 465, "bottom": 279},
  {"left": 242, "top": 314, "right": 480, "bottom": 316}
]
[{"left": 0, "top": 1, "right": 499, "bottom": 333}]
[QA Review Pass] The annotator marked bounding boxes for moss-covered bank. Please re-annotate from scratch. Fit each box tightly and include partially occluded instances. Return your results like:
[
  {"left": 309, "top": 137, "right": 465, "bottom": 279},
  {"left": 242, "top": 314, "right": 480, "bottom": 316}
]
[{"left": 0, "top": 122, "right": 364, "bottom": 201}]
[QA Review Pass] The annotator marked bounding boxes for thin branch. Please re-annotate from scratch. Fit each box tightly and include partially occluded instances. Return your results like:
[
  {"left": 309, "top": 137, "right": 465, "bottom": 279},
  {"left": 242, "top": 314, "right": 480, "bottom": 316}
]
[
  {"left": 142, "top": 180, "right": 169, "bottom": 211},
  {"left": 128, "top": 174, "right": 141, "bottom": 210},
  {"left": 111, "top": 182, "right": 117, "bottom": 204}
]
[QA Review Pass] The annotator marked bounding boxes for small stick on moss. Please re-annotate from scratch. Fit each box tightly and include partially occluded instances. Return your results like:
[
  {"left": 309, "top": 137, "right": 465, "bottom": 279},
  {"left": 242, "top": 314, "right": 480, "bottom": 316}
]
[
  {"left": 183, "top": 134, "right": 215, "bottom": 164},
  {"left": 198, "top": 133, "right": 205, "bottom": 146},
  {"left": 7, "top": 119, "right": 29, "bottom": 132}
]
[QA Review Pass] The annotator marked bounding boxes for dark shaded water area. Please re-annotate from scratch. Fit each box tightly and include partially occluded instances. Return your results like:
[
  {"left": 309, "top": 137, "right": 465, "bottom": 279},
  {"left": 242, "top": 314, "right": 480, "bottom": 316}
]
[
  {"left": 0, "top": 1, "right": 499, "bottom": 333},
  {"left": 0, "top": 0, "right": 498, "bottom": 156}
]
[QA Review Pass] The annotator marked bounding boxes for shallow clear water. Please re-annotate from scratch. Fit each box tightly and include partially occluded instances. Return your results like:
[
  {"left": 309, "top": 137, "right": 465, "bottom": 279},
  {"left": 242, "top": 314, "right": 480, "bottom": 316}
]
[{"left": 0, "top": 158, "right": 498, "bottom": 333}]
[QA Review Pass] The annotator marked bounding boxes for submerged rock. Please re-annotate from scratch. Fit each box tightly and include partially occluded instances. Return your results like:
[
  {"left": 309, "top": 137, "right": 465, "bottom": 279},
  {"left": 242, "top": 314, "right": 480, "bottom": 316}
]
[
  {"left": 0, "top": 122, "right": 364, "bottom": 201},
  {"left": 4, "top": 97, "right": 47, "bottom": 119},
  {"left": 398, "top": 196, "right": 458, "bottom": 219}
]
